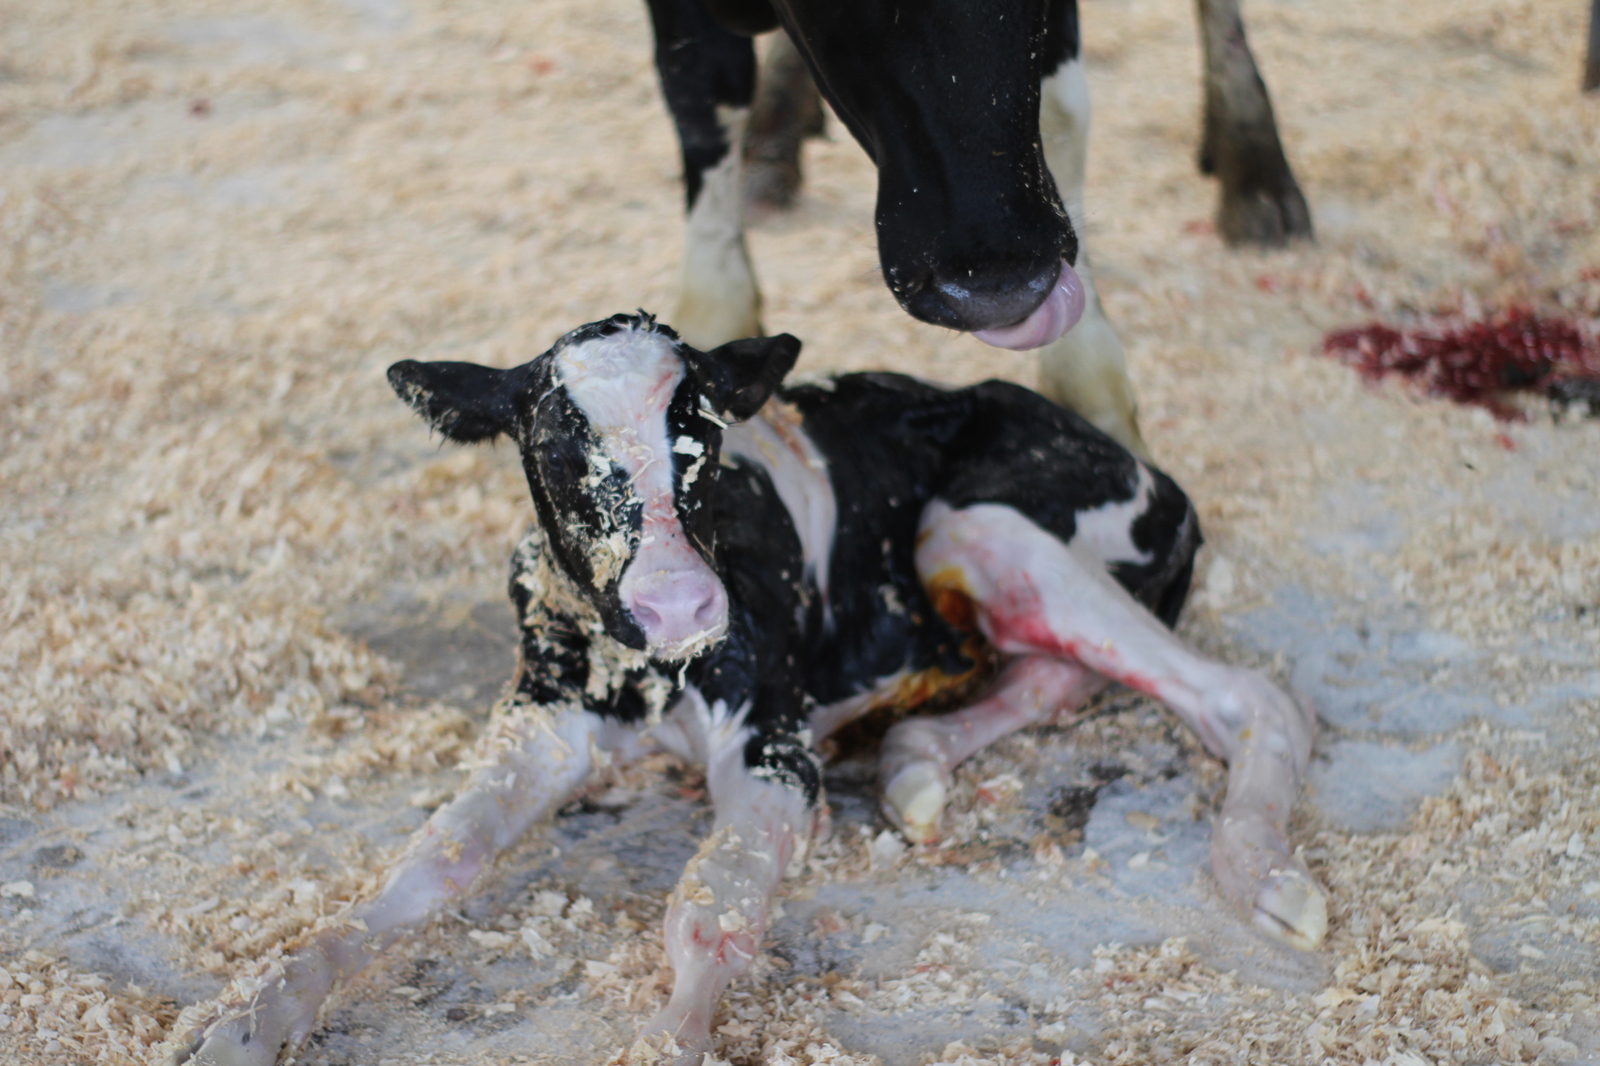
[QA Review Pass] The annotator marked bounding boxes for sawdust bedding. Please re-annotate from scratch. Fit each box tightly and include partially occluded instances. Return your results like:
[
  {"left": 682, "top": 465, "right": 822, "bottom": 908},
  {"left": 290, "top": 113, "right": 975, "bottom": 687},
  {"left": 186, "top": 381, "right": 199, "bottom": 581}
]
[{"left": 1, "top": 0, "right": 1598, "bottom": 1063}]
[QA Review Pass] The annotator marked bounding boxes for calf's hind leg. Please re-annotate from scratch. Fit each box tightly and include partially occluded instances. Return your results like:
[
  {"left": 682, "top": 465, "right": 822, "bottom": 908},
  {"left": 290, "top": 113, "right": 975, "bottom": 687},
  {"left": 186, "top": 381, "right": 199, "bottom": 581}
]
[
  {"left": 167, "top": 704, "right": 599, "bottom": 1066},
  {"left": 915, "top": 500, "right": 1327, "bottom": 950},
  {"left": 880, "top": 656, "right": 1108, "bottom": 844}
]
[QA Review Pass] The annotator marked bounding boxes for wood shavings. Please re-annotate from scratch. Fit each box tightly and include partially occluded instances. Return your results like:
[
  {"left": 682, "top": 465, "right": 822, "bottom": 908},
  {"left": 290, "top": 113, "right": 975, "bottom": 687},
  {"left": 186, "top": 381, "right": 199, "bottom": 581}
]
[
  {"left": 0, "top": 949, "right": 177, "bottom": 1062},
  {"left": 1, "top": 0, "right": 1598, "bottom": 1063}
]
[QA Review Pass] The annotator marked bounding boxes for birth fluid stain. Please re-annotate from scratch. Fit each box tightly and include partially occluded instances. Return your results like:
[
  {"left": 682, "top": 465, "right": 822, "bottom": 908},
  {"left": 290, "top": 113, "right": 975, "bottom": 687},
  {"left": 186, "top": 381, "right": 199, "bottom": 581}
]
[
  {"left": 1048, "top": 785, "right": 1100, "bottom": 833},
  {"left": 925, "top": 566, "right": 977, "bottom": 631},
  {"left": 1323, "top": 306, "right": 1600, "bottom": 420},
  {"left": 1047, "top": 763, "right": 1129, "bottom": 834}
]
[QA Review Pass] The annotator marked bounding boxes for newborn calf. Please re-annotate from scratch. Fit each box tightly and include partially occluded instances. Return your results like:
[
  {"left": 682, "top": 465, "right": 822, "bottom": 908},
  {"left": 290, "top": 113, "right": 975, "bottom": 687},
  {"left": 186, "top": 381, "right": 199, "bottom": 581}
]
[{"left": 172, "top": 313, "right": 1324, "bottom": 1065}]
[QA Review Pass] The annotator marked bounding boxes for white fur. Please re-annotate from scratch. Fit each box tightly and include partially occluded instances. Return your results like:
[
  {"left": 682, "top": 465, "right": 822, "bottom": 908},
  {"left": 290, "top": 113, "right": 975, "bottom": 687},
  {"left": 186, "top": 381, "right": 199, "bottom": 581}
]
[
  {"left": 806, "top": 667, "right": 914, "bottom": 741},
  {"left": 1033, "top": 58, "right": 1145, "bottom": 455},
  {"left": 913, "top": 499, "right": 1323, "bottom": 946},
  {"left": 721, "top": 402, "right": 837, "bottom": 600},
  {"left": 174, "top": 703, "right": 602, "bottom": 1063},
  {"left": 557, "top": 327, "right": 727, "bottom": 656},
  {"left": 651, "top": 685, "right": 752, "bottom": 768},
  {"left": 1069, "top": 464, "right": 1156, "bottom": 567},
  {"left": 555, "top": 328, "right": 684, "bottom": 475},
  {"left": 639, "top": 687, "right": 811, "bottom": 1059},
  {"left": 674, "top": 106, "right": 762, "bottom": 350}
]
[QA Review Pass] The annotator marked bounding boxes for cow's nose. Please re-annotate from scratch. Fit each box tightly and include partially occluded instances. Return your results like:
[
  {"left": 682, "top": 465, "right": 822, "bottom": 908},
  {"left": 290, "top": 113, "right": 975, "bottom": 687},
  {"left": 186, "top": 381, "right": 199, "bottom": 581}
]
[
  {"left": 901, "top": 258, "right": 1064, "bottom": 334},
  {"left": 627, "top": 572, "right": 727, "bottom": 656}
]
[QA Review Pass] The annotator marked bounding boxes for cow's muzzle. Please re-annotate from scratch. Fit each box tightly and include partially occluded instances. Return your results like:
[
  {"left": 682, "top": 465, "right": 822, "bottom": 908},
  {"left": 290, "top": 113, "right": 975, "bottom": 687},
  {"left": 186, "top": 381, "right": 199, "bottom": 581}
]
[{"left": 971, "top": 260, "right": 1086, "bottom": 351}]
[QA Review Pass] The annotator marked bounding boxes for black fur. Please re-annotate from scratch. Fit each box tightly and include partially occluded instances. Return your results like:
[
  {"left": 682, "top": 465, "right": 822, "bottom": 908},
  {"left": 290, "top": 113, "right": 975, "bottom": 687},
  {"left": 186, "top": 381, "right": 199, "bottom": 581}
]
[
  {"left": 645, "top": 0, "right": 1078, "bottom": 331},
  {"left": 387, "top": 360, "right": 531, "bottom": 443},
  {"left": 646, "top": 0, "right": 759, "bottom": 210}
]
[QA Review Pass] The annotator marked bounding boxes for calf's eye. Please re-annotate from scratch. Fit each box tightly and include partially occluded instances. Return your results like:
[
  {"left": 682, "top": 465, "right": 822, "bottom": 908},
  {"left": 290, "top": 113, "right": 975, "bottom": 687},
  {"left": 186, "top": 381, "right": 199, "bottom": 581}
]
[{"left": 540, "top": 443, "right": 576, "bottom": 481}]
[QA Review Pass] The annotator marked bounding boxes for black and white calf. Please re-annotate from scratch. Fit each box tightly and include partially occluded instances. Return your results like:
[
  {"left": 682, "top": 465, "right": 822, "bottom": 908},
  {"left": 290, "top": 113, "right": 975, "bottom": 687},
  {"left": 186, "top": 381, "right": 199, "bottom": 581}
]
[
  {"left": 171, "top": 314, "right": 1325, "bottom": 1066},
  {"left": 649, "top": 0, "right": 1312, "bottom": 455}
]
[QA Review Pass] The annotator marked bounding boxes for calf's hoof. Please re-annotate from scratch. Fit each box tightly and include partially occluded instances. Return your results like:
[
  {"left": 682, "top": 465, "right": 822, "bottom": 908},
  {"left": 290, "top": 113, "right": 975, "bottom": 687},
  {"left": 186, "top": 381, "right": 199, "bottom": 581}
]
[
  {"left": 629, "top": 1019, "right": 712, "bottom": 1066},
  {"left": 1210, "top": 811, "right": 1328, "bottom": 951},
  {"left": 1250, "top": 862, "right": 1328, "bottom": 951},
  {"left": 167, "top": 961, "right": 330, "bottom": 1066},
  {"left": 881, "top": 760, "right": 948, "bottom": 844},
  {"left": 167, "top": 1015, "right": 287, "bottom": 1066}
]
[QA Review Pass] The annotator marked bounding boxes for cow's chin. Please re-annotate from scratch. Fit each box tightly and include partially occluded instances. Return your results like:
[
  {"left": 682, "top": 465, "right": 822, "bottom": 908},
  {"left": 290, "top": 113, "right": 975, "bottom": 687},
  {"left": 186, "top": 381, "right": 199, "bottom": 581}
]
[{"left": 971, "top": 260, "right": 1087, "bottom": 351}]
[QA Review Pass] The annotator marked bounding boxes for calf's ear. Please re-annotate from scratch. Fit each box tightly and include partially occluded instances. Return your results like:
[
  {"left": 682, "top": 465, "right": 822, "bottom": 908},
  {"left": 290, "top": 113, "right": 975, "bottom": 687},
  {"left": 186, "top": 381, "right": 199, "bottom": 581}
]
[
  {"left": 693, "top": 333, "right": 802, "bottom": 421},
  {"left": 387, "top": 360, "right": 524, "bottom": 443}
]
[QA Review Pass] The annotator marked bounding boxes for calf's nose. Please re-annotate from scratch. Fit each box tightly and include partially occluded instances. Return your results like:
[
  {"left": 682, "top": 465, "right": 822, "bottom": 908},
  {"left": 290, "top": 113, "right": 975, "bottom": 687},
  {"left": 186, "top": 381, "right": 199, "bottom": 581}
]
[{"left": 626, "top": 570, "right": 728, "bottom": 656}]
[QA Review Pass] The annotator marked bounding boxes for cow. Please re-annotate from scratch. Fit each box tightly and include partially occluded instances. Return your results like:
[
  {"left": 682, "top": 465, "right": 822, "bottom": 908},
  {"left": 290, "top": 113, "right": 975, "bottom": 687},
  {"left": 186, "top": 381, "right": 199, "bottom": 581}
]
[
  {"left": 649, "top": 0, "right": 1312, "bottom": 457},
  {"left": 168, "top": 312, "right": 1326, "bottom": 1066}
]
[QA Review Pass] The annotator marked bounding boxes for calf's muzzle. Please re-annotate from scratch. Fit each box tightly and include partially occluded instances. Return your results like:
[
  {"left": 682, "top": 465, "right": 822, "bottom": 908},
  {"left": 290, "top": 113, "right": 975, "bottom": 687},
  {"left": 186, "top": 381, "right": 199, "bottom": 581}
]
[{"left": 619, "top": 555, "right": 729, "bottom": 660}]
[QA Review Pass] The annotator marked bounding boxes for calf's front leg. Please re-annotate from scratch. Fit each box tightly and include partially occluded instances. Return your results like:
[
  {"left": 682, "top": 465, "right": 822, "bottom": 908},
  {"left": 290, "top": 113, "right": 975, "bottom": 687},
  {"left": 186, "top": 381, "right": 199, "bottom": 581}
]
[
  {"left": 633, "top": 703, "right": 816, "bottom": 1064},
  {"left": 916, "top": 501, "right": 1326, "bottom": 950},
  {"left": 168, "top": 703, "right": 599, "bottom": 1066}
]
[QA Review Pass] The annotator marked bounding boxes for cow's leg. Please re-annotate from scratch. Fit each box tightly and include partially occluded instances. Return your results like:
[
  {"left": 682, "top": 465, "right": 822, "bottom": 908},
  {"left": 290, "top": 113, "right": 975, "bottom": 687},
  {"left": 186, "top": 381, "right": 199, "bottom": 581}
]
[
  {"left": 880, "top": 655, "right": 1109, "bottom": 843},
  {"left": 1035, "top": 7, "right": 1147, "bottom": 456},
  {"left": 1586, "top": 0, "right": 1600, "bottom": 93},
  {"left": 633, "top": 696, "right": 816, "bottom": 1065},
  {"left": 915, "top": 500, "right": 1326, "bottom": 950},
  {"left": 168, "top": 703, "right": 599, "bottom": 1066},
  {"left": 1194, "top": 0, "right": 1313, "bottom": 245},
  {"left": 743, "top": 29, "right": 825, "bottom": 210},
  {"left": 646, "top": 0, "right": 763, "bottom": 349}
]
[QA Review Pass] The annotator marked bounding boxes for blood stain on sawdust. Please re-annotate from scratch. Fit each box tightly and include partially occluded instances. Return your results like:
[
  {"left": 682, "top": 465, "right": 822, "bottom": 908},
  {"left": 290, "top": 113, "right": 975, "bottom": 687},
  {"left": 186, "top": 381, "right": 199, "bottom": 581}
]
[
  {"left": 1, "top": 0, "right": 1598, "bottom": 1064},
  {"left": 1323, "top": 305, "right": 1600, "bottom": 422}
]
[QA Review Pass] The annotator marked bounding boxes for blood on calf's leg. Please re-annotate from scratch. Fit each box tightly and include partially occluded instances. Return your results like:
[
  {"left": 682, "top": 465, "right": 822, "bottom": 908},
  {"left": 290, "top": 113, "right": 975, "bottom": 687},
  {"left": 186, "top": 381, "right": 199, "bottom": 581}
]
[
  {"left": 168, "top": 703, "right": 599, "bottom": 1066},
  {"left": 880, "top": 656, "right": 1107, "bottom": 843},
  {"left": 915, "top": 501, "right": 1326, "bottom": 950}
]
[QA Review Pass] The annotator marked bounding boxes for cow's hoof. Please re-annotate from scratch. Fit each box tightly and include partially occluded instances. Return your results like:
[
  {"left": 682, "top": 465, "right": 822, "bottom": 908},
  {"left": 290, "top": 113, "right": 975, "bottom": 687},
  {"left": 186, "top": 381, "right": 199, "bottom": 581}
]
[
  {"left": 1250, "top": 863, "right": 1328, "bottom": 951},
  {"left": 882, "top": 760, "right": 947, "bottom": 844},
  {"left": 744, "top": 158, "right": 802, "bottom": 212},
  {"left": 1216, "top": 183, "right": 1313, "bottom": 247}
]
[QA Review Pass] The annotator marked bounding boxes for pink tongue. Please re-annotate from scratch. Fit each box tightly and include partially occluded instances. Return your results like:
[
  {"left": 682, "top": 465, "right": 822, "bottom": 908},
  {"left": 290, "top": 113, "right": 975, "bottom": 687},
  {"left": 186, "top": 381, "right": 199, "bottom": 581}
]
[{"left": 972, "top": 261, "right": 1086, "bottom": 351}]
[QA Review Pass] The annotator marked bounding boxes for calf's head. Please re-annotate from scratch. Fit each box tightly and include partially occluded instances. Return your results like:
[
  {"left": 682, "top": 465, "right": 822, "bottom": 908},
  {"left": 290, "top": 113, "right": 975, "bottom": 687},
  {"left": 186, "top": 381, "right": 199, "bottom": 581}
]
[{"left": 388, "top": 313, "right": 800, "bottom": 661}]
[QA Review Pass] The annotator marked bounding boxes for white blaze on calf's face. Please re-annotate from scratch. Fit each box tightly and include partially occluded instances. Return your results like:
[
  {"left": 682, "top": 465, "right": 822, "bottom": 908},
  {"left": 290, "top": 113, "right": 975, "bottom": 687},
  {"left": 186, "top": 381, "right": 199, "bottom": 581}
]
[{"left": 555, "top": 329, "right": 728, "bottom": 659}]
